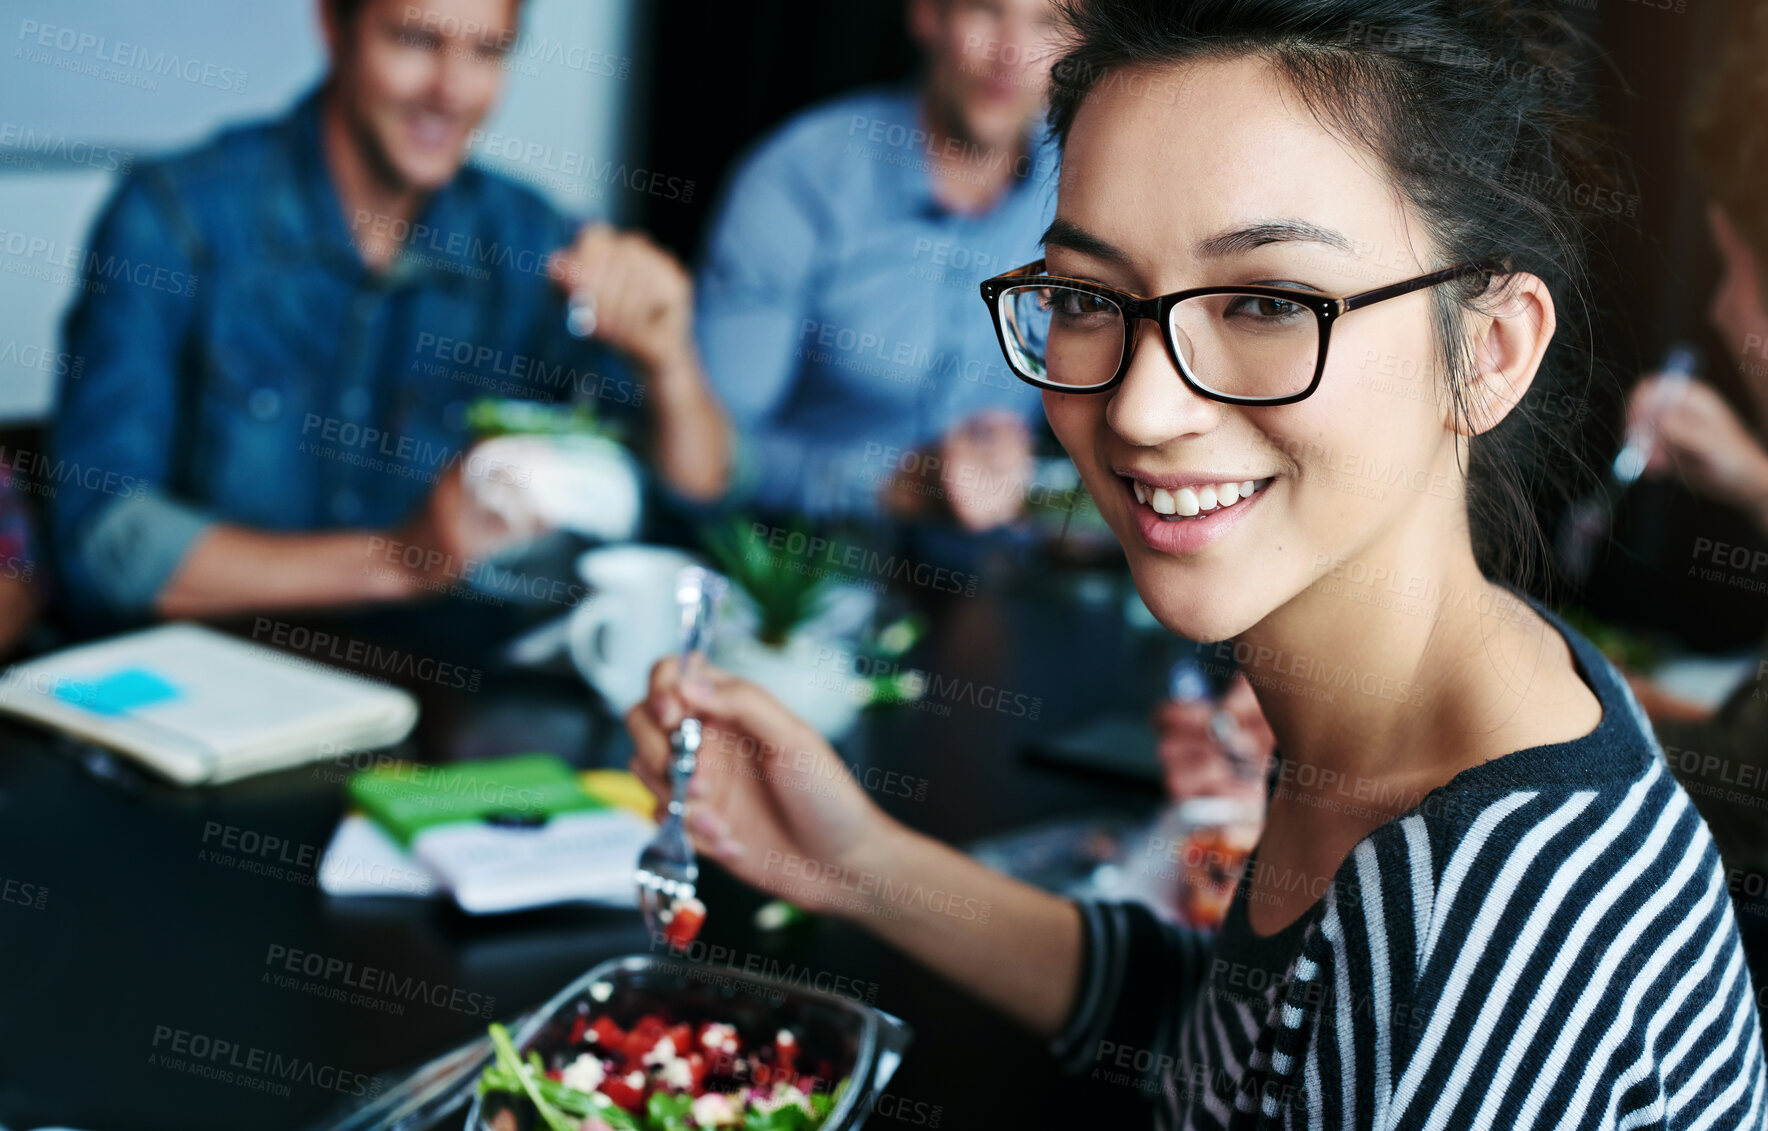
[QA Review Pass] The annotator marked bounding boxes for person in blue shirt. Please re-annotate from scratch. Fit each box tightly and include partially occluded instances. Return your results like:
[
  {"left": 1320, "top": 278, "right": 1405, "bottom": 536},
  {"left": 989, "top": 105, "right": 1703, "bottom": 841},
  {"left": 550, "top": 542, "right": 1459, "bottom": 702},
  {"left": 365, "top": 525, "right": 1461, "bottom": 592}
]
[
  {"left": 695, "top": 0, "right": 1062, "bottom": 529},
  {"left": 50, "top": 0, "right": 729, "bottom": 627}
]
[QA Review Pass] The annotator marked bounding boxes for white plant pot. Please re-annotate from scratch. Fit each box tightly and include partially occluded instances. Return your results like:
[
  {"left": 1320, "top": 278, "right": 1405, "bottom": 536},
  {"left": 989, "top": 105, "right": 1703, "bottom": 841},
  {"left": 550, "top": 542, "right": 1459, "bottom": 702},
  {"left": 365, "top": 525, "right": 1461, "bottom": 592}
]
[{"left": 711, "top": 628, "right": 869, "bottom": 742}]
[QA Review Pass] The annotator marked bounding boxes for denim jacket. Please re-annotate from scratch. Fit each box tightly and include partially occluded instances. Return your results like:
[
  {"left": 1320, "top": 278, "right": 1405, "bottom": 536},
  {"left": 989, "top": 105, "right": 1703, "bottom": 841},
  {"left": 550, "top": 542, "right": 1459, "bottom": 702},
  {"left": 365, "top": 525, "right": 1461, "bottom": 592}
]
[{"left": 50, "top": 86, "right": 636, "bottom": 623}]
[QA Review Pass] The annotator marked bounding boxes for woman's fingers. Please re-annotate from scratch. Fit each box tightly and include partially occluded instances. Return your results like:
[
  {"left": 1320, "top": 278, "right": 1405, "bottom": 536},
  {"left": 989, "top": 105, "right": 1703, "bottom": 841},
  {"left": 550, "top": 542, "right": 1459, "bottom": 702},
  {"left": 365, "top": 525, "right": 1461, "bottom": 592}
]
[
  {"left": 687, "top": 805, "right": 746, "bottom": 861},
  {"left": 623, "top": 701, "right": 673, "bottom": 802},
  {"left": 678, "top": 671, "right": 809, "bottom": 750}
]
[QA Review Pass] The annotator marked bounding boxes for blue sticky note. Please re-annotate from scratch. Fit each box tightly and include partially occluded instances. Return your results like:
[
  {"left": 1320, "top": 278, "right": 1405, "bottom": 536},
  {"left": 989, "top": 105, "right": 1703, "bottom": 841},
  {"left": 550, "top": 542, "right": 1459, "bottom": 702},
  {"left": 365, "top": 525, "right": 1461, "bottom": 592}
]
[{"left": 55, "top": 668, "right": 182, "bottom": 716}]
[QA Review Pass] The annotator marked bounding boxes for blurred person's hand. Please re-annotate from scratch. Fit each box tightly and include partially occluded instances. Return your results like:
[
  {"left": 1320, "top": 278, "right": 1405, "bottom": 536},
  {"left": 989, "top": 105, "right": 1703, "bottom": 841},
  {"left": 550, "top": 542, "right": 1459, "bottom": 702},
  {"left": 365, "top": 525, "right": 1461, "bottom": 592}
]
[
  {"left": 548, "top": 223, "right": 695, "bottom": 375},
  {"left": 1705, "top": 203, "right": 1768, "bottom": 425},
  {"left": 626, "top": 658, "right": 906, "bottom": 917},
  {"left": 1628, "top": 376, "right": 1768, "bottom": 527},
  {"left": 1151, "top": 674, "right": 1275, "bottom": 803},
  {"left": 885, "top": 410, "right": 1033, "bottom": 531},
  {"left": 389, "top": 461, "right": 542, "bottom": 592}
]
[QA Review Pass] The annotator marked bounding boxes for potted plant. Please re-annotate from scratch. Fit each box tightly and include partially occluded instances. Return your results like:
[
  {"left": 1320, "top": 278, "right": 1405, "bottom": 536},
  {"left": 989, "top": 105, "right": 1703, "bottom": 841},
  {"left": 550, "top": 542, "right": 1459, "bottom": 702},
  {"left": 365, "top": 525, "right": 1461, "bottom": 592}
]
[{"left": 701, "top": 518, "right": 921, "bottom": 739}]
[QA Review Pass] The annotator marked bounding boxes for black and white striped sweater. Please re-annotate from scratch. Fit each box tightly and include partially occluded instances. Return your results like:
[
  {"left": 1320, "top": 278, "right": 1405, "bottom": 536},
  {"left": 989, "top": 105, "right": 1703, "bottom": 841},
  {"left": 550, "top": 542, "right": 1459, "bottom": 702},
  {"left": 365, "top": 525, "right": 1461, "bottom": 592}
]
[{"left": 1054, "top": 608, "right": 1768, "bottom": 1129}]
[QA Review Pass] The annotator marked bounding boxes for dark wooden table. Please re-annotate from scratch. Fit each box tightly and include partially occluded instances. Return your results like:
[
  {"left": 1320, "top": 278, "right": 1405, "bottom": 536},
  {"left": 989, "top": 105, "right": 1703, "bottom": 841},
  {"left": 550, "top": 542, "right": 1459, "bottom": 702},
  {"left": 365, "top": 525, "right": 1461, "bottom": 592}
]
[{"left": 0, "top": 567, "right": 1175, "bottom": 1131}]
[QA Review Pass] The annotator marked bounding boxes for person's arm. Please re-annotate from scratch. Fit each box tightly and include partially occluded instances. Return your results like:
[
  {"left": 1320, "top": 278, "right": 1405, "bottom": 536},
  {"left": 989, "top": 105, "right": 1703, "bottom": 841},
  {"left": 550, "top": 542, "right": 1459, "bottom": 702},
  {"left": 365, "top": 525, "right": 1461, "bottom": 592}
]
[
  {"left": 152, "top": 526, "right": 412, "bottom": 619},
  {"left": 844, "top": 829, "right": 1212, "bottom": 1063},
  {"left": 698, "top": 140, "right": 1041, "bottom": 525},
  {"left": 546, "top": 225, "right": 730, "bottom": 502},
  {"left": 695, "top": 146, "right": 908, "bottom": 520},
  {"left": 153, "top": 459, "right": 518, "bottom": 619},
  {"left": 48, "top": 172, "right": 423, "bottom": 620},
  {"left": 640, "top": 340, "right": 729, "bottom": 503},
  {"left": 49, "top": 169, "right": 211, "bottom": 619},
  {"left": 838, "top": 820, "right": 1086, "bottom": 1037},
  {"left": 626, "top": 657, "right": 1215, "bottom": 1050},
  {"left": 1630, "top": 375, "right": 1768, "bottom": 531}
]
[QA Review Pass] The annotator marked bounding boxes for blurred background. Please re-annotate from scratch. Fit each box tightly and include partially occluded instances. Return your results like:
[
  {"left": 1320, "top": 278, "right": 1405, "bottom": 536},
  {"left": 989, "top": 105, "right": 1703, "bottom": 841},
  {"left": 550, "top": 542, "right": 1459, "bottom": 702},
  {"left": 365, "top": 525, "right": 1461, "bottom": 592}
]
[{"left": 2, "top": 0, "right": 1764, "bottom": 645}]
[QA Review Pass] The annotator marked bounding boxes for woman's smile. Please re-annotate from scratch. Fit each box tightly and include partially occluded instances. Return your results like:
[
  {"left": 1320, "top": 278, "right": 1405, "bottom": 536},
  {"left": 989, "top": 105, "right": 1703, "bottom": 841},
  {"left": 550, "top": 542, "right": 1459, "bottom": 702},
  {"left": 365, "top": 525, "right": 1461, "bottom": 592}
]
[{"left": 1116, "top": 471, "right": 1278, "bottom": 554}]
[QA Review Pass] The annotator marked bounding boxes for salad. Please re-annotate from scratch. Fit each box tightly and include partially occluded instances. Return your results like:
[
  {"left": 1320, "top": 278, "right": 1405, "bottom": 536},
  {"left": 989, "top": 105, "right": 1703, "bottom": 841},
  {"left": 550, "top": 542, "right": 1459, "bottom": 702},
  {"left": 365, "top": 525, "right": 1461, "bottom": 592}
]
[{"left": 479, "top": 1008, "right": 842, "bottom": 1131}]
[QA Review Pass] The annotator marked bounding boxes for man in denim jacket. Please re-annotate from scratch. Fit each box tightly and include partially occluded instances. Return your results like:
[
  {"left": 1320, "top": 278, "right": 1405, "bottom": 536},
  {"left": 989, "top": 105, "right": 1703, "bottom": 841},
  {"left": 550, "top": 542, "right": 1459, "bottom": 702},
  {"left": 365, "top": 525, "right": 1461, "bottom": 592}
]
[{"left": 50, "top": 0, "right": 729, "bottom": 628}]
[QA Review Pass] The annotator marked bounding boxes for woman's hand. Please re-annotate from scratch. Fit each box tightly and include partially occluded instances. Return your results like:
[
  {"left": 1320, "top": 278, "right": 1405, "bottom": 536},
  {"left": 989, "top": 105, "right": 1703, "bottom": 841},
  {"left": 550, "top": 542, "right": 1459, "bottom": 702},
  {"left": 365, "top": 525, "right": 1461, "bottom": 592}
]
[
  {"left": 625, "top": 658, "right": 904, "bottom": 919},
  {"left": 628, "top": 658, "right": 1089, "bottom": 1038},
  {"left": 1628, "top": 376, "right": 1768, "bottom": 528}
]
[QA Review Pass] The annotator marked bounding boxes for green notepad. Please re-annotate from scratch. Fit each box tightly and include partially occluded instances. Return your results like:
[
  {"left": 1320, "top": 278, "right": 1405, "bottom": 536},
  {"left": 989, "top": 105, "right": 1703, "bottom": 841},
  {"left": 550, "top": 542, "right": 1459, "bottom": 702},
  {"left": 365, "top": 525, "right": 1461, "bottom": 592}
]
[{"left": 347, "top": 752, "right": 605, "bottom": 847}]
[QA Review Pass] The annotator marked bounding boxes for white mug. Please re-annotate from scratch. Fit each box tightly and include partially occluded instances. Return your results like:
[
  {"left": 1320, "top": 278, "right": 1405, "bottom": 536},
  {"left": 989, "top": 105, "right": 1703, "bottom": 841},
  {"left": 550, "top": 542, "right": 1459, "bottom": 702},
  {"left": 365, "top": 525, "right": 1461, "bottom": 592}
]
[{"left": 567, "top": 545, "right": 702, "bottom": 713}]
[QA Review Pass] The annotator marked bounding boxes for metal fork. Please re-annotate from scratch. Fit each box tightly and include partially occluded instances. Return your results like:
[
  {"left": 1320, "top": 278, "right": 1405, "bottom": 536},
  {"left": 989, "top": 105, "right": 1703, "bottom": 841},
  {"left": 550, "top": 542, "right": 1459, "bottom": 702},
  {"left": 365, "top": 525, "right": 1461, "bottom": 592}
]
[{"left": 634, "top": 565, "right": 727, "bottom": 938}]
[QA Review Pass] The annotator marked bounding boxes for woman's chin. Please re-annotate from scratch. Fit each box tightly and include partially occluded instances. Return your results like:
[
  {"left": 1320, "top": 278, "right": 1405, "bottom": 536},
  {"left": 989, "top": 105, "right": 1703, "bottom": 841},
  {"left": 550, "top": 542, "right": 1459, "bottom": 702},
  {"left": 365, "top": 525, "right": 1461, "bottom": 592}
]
[{"left": 1132, "top": 571, "right": 1262, "bottom": 644}]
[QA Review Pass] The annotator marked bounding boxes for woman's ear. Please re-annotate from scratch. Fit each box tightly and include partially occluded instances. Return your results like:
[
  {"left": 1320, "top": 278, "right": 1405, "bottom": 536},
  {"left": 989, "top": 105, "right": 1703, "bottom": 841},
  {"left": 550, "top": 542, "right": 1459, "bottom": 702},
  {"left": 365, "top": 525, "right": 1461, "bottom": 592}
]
[{"left": 1449, "top": 271, "right": 1557, "bottom": 437}]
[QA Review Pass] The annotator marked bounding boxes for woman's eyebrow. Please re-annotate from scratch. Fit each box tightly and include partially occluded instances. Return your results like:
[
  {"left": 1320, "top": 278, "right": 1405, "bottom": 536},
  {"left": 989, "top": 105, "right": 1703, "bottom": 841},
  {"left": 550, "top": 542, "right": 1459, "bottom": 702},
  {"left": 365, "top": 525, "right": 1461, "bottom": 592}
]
[
  {"left": 1042, "top": 217, "right": 1356, "bottom": 265},
  {"left": 1040, "top": 217, "right": 1132, "bottom": 266},
  {"left": 1195, "top": 220, "right": 1355, "bottom": 258}
]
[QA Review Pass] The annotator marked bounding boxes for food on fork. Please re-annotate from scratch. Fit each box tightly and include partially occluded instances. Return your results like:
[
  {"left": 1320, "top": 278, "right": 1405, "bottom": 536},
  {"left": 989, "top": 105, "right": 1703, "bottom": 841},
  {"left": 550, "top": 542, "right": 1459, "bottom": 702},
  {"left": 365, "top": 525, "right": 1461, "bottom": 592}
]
[{"left": 659, "top": 895, "right": 707, "bottom": 949}]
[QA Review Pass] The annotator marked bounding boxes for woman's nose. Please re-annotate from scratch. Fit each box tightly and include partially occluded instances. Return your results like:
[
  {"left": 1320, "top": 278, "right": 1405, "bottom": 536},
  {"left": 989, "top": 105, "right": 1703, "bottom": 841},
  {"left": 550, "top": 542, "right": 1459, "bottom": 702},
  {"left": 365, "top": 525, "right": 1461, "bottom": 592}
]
[{"left": 1105, "top": 319, "right": 1221, "bottom": 447}]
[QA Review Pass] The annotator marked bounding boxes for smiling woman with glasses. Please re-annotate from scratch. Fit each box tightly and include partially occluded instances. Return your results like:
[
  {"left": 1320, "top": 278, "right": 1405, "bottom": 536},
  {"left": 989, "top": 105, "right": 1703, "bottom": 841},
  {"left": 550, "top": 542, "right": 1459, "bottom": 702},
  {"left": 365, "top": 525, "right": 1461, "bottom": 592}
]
[{"left": 630, "top": 1, "right": 1768, "bottom": 1126}]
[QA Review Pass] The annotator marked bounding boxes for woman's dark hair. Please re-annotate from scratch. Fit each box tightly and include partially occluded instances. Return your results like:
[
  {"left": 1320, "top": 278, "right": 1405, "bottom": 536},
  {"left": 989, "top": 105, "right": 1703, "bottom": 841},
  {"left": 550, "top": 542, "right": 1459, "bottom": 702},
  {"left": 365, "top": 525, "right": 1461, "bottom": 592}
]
[{"left": 1046, "top": 0, "right": 1618, "bottom": 592}]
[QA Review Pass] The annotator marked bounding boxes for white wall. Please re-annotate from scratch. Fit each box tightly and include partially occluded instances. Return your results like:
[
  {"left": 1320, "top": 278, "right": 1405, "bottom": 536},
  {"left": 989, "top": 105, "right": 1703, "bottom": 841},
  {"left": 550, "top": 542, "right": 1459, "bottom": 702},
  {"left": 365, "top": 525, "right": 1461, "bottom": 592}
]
[{"left": 0, "top": 0, "right": 639, "bottom": 422}]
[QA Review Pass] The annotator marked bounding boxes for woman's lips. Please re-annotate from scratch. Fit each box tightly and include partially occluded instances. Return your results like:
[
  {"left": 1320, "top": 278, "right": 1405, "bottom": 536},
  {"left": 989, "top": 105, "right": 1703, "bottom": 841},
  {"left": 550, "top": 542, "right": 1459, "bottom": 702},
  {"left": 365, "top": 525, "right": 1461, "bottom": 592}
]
[{"left": 1121, "top": 474, "right": 1276, "bottom": 555}]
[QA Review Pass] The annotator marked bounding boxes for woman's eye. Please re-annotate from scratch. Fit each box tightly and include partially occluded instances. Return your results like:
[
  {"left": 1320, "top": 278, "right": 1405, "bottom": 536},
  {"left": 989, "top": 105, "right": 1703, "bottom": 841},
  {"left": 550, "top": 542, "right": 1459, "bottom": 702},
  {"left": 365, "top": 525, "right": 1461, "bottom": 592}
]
[
  {"left": 1225, "top": 294, "right": 1305, "bottom": 320},
  {"left": 1047, "top": 289, "right": 1113, "bottom": 317}
]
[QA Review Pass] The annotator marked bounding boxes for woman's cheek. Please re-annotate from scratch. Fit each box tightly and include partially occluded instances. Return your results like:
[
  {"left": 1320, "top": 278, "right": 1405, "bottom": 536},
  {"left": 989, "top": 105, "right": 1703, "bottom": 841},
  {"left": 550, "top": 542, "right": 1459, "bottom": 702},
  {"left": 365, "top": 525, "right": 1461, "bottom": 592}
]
[{"left": 1041, "top": 391, "right": 1100, "bottom": 474}]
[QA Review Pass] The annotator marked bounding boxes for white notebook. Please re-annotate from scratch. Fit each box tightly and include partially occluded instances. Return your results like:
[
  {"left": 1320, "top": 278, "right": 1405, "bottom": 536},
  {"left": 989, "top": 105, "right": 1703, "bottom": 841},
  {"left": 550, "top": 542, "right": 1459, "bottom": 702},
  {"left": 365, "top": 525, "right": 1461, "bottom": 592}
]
[
  {"left": 316, "top": 811, "right": 650, "bottom": 914},
  {"left": 0, "top": 622, "right": 420, "bottom": 785}
]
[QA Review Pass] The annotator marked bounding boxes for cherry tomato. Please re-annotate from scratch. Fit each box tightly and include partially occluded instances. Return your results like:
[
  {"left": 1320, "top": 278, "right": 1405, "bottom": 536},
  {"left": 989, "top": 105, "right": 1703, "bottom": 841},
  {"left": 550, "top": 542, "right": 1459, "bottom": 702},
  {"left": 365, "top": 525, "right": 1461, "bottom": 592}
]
[
  {"left": 668, "top": 1023, "right": 694, "bottom": 1055},
  {"left": 588, "top": 1016, "right": 624, "bottom": 1048},
  {"left": 620, "top": 1027, "right": 658, "bottom": 1065},
  {"left": 660, "top": 899, "right": 706, "bottom": 948},
  {"left": 600, "top": 1072, "right": 646, "bottom": 1112}
]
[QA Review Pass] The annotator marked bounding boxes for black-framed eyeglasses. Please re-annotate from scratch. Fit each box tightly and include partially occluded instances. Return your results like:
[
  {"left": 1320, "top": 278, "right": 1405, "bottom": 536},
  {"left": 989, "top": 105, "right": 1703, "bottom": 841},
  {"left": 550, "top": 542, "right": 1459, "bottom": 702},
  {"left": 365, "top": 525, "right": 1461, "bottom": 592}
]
[{"left": 977, "top": 259, "right": 1499, "bottom": 405}]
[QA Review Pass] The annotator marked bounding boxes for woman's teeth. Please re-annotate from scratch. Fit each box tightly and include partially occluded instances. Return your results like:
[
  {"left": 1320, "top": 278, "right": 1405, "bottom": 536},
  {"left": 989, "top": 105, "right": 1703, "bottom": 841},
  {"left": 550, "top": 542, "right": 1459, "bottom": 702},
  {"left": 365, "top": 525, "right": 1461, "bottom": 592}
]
[{"left": 1131, "top": 478, "right": 1268, "bottom": 520}]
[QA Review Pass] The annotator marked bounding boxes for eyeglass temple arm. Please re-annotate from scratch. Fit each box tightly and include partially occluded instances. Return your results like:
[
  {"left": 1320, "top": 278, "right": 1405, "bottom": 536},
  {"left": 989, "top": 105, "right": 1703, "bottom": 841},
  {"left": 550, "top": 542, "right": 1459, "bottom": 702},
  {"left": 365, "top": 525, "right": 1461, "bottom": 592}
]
[{"left": 1340, "top": 262, "right": 1499, "bottom": 313}]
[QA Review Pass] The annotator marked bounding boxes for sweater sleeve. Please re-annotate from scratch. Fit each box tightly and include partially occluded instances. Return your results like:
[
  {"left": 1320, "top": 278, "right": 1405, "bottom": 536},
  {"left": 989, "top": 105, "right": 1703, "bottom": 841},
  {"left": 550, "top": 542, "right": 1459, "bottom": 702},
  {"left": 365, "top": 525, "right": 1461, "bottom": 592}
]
[{"left": 1050, "top": 900, "right": 1215, "bottom": 1083}]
